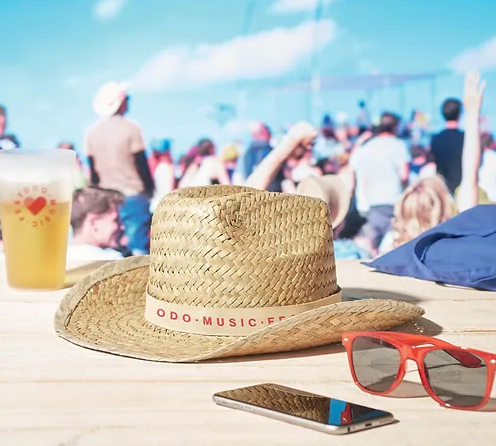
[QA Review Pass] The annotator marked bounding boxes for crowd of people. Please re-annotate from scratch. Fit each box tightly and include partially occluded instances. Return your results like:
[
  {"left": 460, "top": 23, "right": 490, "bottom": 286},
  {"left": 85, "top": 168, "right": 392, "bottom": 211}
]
[{"left": 0, "top": 71, "right": 492, "bottom": 262}]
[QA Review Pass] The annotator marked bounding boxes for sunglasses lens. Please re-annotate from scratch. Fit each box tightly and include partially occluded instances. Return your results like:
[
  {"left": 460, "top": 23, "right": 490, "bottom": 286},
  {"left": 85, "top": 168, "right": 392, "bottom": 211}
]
[
  {"left": 351, "top": 336, "right": 401, "bottom": 392},
  {"left": 424, "top": 349, "right": 488, "bottom": 408}
]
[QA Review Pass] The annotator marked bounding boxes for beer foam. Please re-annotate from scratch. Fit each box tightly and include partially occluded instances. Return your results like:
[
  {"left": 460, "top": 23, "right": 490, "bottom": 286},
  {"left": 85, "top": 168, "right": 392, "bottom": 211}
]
[{"left": 0, "top": 152, "right": 75, "bottom": 202}]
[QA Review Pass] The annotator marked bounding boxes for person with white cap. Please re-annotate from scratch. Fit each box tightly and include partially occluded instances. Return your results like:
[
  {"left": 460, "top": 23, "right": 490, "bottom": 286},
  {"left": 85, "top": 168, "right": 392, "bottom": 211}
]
[{"left": 84, "top": 81, "right": 154, "bottom": 256}]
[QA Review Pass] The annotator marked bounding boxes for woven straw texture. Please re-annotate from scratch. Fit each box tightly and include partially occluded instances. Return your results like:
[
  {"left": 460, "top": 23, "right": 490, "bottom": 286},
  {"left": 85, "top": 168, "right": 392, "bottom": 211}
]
[
  {"left": 217, "top": 384, "right": 330, "bottom": 423},
  {"left": 148, "top": 185, "right": 337, "bottom": 308},
  {"left": 54, "top": 185, "right": 425, "bottom": 363}
]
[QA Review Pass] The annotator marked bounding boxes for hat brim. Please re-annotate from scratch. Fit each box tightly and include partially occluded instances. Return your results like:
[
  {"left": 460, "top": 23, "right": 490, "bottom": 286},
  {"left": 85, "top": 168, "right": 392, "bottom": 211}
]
[
  {"left": 296, "top": 175, "right": 351, "bottom": 228},
  {"left": 54, "top": 256, "right": 424, "bottom": 363}
]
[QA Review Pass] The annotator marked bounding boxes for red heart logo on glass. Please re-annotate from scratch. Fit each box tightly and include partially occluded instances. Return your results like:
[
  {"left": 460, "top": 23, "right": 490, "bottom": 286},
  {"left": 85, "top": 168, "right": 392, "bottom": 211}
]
[{"left": 24, "top": 196, "right": 47, "bottom": 215}]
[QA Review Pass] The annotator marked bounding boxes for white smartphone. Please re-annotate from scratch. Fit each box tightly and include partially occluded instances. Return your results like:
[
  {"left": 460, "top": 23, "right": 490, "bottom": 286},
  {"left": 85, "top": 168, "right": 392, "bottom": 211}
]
[{"left": 213, "top": 383, "right": 395, "bottom": 435}]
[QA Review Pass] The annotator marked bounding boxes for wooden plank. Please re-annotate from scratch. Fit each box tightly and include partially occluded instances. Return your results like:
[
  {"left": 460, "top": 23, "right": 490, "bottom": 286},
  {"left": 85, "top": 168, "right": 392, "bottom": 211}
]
[
  {"left": 1, "top": 329, "right": 496, "bottom": 370},
  {"left": 2, "top": 258, "right": 496, "bottom": 446},
  {"left": 0, "top": 385, "right": 495, "bottom": 446},
  {"left": 0, "top": 423, "right": 491, "bottom": 446}
]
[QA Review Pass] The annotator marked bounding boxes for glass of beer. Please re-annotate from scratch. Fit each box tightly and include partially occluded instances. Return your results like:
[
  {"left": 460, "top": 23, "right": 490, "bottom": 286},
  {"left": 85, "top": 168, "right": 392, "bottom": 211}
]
[{"left": 0, "top": 149, "right": 75, "bottom": 290}]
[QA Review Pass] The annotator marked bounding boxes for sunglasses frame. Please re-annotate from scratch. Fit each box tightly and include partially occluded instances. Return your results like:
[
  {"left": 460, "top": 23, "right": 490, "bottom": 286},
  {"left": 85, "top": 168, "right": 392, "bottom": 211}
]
[{"left": 342, "top": 331, "right": 496, "bottom": 411}]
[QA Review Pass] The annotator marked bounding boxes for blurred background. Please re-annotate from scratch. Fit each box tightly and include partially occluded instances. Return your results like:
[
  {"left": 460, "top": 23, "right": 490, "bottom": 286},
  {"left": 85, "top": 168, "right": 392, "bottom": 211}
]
[
  {"left": 1, "top": 0, "right": 494, "bottom": 155},
  {"left": 0, "top": 0, "right": 494, "bottom": 263}
]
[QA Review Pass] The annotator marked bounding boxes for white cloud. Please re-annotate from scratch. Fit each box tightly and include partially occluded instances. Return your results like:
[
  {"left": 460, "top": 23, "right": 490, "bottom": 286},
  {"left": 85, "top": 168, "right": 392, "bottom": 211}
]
[
  {"left": 270, "top": 0, "right": 338, "bottom": 14},
  {"left": 93, "top": 0, "right": 127, "bottom": 21},
  {"left": 132, "top": 20, "right": 337, "bottom": 92},
  {"left": 449, "top": 36, "right": 496, "bottom": 73}
]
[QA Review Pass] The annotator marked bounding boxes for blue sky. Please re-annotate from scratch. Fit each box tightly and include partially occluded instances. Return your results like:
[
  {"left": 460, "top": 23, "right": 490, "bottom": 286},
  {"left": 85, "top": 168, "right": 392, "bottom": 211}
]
[{"left": 1, "top": 0, "right": 496, "bottom": 158}]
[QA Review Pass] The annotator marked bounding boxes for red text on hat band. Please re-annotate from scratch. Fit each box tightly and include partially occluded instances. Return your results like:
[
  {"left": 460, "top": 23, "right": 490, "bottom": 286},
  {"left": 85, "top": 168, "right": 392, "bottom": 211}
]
[{"left": 144, "top": 289, "right": 342, "bottom": 336}]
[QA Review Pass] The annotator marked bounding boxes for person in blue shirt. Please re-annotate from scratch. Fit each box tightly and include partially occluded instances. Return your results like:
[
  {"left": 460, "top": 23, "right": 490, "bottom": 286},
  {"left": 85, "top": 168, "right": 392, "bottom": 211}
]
[{"left": 241, "top": 122, "right": 284, "bottom": 192}]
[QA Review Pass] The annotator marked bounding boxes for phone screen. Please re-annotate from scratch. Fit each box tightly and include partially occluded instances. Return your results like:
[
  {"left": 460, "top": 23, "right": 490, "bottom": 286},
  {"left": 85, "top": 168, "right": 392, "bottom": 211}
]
[{"left": 215, "top": 383, "right": 391, "bottom": 427}]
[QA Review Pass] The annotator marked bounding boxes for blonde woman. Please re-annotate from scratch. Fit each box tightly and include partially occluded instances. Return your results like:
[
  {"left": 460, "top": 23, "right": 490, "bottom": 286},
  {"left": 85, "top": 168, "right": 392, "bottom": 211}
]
[{"left": 378, "top": 175, "right": 457, "bottom": 253}]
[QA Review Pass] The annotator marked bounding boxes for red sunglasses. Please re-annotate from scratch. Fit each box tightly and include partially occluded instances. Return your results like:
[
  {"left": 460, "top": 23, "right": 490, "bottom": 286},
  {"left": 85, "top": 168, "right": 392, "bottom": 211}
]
[{"left": 342, "top": 331, "right": 496, "bottom": 411}]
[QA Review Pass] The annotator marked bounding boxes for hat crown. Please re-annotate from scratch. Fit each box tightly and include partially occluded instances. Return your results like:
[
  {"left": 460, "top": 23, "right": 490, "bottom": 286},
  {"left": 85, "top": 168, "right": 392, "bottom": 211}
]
[
  {"left": 95, "top": 82, "right": 123, "bottom": 102},
  {"left": 93, "top": 81, "right": 129, "bottom": 117},
  {"left": 147, "top": 185, "right": 338, "bottom": 309}
]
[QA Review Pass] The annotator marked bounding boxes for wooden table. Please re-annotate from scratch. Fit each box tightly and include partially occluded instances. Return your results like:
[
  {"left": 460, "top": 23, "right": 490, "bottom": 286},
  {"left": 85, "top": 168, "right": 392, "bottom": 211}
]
[{"left": 1, "top": 259, "right": 496, "bottom": 446}]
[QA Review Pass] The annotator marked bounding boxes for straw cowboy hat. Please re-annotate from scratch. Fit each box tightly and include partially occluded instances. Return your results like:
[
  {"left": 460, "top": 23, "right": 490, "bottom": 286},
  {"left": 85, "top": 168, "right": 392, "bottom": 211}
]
[
  {"left": 54, "top": 185, "right": 424, "bottom": 363},
  {"left": 296, "top": 175, "right": 350, "bottom": 228},
  {"left": 93, "top": 81, "right": 131, "bottom": 118}
]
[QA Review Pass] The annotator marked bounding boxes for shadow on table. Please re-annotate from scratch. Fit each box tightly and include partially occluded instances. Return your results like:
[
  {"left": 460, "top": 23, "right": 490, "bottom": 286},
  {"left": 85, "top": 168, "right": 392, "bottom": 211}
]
[
  {"left": 64, "top": 261, "right": 111, "bottom": 288},
  {"left": 344, "top": 288, "right": 442, "bottom": 335},
  {"left": 343, "top": 288, "right": 445, "bottom": 336},
  {"left": 343, "top": 287, "right": 424, "bottom": 304},
  {"left": 209, "top": 316, "right": 442, "bottom": 364}
]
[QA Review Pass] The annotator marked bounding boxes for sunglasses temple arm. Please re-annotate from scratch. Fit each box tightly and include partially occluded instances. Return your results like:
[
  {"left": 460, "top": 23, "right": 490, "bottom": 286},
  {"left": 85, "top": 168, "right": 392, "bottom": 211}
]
[
  {"left": 368, "top": 337, "right": 483, "bottom": 368},
  {"left": 446, "top": 350, "right": 484, "bottom": 368}
]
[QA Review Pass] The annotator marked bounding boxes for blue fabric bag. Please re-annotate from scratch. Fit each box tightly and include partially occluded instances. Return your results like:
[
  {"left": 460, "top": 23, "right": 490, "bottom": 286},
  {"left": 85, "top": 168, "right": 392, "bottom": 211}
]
[{"left": 363, "top": 205, "right": 496, "bottom": 291}]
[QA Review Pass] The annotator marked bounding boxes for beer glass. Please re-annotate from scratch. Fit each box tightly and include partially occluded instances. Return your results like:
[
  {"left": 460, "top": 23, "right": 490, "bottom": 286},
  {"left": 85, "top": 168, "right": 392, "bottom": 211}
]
[{"left": 0, "top": 149, "right": 75, "bottom": 289}]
